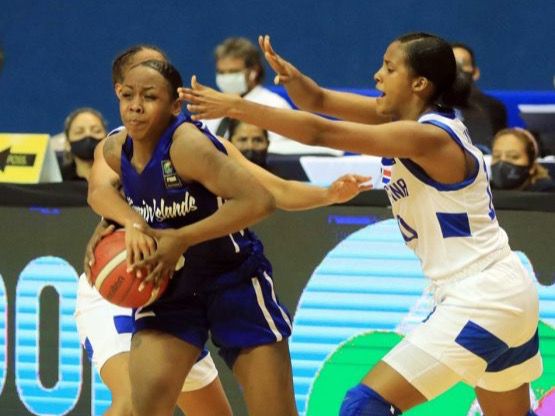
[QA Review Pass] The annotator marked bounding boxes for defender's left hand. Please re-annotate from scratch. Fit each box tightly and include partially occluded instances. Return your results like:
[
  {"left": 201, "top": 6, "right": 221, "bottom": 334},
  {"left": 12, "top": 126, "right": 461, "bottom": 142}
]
[{"left": 327, "top": 174, "right": 372, "bottom": 203}]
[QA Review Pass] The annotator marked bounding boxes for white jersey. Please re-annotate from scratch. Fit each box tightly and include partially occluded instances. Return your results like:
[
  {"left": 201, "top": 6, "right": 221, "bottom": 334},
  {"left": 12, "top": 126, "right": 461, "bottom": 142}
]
[{"left": 382, "top": 110, "right": 509, "bottom": 281}]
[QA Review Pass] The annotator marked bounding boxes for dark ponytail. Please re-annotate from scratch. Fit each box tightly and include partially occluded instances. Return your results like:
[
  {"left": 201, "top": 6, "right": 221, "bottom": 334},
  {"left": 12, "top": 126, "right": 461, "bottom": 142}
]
[{"left": 441, "top": 64, "right": 473, "bottom": 108}]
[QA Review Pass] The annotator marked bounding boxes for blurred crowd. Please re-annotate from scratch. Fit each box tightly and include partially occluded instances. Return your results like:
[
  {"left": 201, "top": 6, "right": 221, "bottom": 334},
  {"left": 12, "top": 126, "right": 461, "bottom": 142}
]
[{"left": 15, "top": 36, "right": 551, "bottom": 192}]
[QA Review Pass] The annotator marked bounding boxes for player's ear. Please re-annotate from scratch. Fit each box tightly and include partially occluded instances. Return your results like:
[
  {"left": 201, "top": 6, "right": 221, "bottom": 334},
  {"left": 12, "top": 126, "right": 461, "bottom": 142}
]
[
  {"left": 115, "top": 83, "right": 123, "bottom": 99},
  {"left": 171, "top": 97, "right": 182, "bottom": 116},
  {"left": 412, "top": 76, "right": 429, "bottom": 93}
]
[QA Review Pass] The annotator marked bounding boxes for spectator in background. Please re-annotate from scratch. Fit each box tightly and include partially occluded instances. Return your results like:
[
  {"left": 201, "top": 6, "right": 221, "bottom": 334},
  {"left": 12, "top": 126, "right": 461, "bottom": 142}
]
[
  {"left": 228, "top": 119, "right": 269, "bottom": 167},
  {"left": 205, "top": 36, "right": 341, "bottom": 156},
  {"left": 451, "top": 42, "right": 508, "bottom": 152},
  {"left": 491, "top": 127, "right": 555, "bottom": 191},
  {"left": 60, "top": 107, "right": 107, "bottom": 181}
]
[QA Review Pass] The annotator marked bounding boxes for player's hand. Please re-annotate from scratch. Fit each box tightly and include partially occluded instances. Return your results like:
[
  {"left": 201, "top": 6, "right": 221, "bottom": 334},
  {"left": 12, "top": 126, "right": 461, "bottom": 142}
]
[
  {"left": 123, "top": 221, "right": 157, "bottom": 279},
  {"left": 129, "top": 224, "right": 187, "bottom": 290},
  {"left": 327, "top": 174, "right": 373, "bottom": 204},
  {"left": 258, "top": 35, "right": 302, "bottom": 85},
  {"left": 84, "top": 219, "right": 116, "bottom": 285},
  {"left": 181, "top": 75, "right": 241, "bottom": 120}
]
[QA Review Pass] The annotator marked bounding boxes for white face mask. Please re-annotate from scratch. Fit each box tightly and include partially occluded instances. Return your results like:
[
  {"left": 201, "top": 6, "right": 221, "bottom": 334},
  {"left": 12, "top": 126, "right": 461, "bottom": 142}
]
[{"left": 216, "top": 72, "right": 248, "bottom": 95}]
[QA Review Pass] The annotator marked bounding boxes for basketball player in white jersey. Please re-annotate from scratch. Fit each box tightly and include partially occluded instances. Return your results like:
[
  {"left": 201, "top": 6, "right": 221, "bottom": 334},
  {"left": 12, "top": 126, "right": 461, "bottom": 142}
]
[{"left": 181, "top": 33, "right": 541, "bottom": 416}]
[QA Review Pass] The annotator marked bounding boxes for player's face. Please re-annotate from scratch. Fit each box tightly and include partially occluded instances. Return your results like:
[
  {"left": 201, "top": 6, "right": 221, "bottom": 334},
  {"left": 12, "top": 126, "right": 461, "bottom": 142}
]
[
  {"left": 373, "top": 41, "right": 414, "bottom": 119},
  {"left": 491, "top": 134, "right": 530, "bottom": 167},
  {"left": 118, "top": 66, "right": 179, "bottom": 143}
]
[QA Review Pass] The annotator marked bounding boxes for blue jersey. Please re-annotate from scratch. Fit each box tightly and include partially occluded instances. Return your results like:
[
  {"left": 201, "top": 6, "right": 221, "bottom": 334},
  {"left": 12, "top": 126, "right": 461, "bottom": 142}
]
[{"left": 121, "top": 113, "right": 265, "bottom": 293}]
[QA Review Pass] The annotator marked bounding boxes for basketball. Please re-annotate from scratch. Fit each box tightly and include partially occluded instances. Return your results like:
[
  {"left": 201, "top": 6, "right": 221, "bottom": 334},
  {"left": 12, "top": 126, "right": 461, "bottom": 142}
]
[{"left": 90, "top": 229, "right": 169, "bottom": 308}]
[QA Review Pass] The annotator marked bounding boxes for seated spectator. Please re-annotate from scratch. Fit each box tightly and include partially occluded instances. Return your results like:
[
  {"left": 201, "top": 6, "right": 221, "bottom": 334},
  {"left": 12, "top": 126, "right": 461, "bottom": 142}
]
[
  {"left": 490, "top": 127, "right": 555, "bottom": 192},
  {"left": 451, "top": 42, "right": 508, "bottom": 151},
  {"left": 204, "top": 36, "right": 341, "bottom": 156},
  {"left": 60, "top": 107, "right": 107, "bottom": 181},
  {"left": 228, "top": 119, "right": 269, "bottom": 167}
]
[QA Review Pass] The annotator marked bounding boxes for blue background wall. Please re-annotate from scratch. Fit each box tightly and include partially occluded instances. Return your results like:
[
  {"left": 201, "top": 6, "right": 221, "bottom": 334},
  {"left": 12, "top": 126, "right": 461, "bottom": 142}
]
[{"left": 0, "top": 0, "right": 554, "bottom": 135}]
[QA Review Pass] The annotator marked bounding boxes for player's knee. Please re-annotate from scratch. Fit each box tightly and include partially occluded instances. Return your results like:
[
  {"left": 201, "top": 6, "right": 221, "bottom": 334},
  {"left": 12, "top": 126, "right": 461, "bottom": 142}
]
[{"left": 340, "top": 384, "right": 402, "bottom": 416}]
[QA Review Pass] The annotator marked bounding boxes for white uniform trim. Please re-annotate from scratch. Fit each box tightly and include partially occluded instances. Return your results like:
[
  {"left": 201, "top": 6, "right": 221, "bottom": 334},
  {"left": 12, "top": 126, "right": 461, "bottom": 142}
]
[
  {"left": 251, "top": 276, "right": 283, "bottom": 341},
  {"left": 263, "top": 271, "right": 292, "bottom": 331}
]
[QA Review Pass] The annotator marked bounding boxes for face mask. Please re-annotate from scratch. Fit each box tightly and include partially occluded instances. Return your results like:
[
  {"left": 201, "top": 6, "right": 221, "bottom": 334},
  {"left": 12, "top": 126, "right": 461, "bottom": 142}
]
[
  {"left": 216, "top": 72, "right": 248, "bottom": 95},
  {"left": 490, "top": 161, "right": 529, "bottom": 189},
  {"left": 241, "top": 149, "right": 267, "bottom": 167},
  {"left": 70, "top": 136, "right": 100, "bottom": 161}
]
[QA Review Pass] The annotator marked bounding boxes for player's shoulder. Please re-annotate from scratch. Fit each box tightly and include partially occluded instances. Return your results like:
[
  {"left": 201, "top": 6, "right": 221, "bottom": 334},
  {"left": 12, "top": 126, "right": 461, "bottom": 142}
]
[{"left": 103, "top": 129, "right": 125, "bottom": 164}]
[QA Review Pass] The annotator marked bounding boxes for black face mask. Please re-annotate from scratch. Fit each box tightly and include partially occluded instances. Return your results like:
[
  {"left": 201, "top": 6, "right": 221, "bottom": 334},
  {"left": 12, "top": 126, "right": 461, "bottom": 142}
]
[
  {"left": 490, "top": 161, "right": 529, "bottom": 190},
  {"left": 241, "top": 149, "right": 267, "bottom": 167},
  {"left": 70, "top": 136, "right": 100, "bottom": 161}
]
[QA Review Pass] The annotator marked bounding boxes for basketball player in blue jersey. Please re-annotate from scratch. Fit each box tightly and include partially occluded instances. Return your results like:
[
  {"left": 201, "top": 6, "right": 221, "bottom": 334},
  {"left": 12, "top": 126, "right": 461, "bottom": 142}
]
[
  {"left": 87, "top": 58, "right": 369, "bottom": 416},
  {"left": 77, "top": 45, "right": 235, "bottom": 416},
  {"left": 182, "top": 33, "right": 541, "bottom": 416}
]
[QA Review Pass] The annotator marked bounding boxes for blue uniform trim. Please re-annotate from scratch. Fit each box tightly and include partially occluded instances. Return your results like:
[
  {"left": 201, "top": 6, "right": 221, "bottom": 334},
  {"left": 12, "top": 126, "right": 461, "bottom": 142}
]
[
  {"left": 422, "top": 306, "right": 436, "bottom": 323},
  {"left": 455, "top": 321, "right": 539, "bottom": 372},
  {"left": 486, "top": 328, "right": 539, "bottom": 372},
  {"left": 436, "top": 212, "right": 471, "bottom": 238},
  {"left": 399, "top": 118, "right": 479, "bottom": 191},
  {"left": 84, "top": 337, "right": 94, "bottom": 362},
  {"left": 396, "top": 215, "right": 418, "bottom": 242},
  {"left": 113, "top": 315, "right": 134, "bottom": 334}
]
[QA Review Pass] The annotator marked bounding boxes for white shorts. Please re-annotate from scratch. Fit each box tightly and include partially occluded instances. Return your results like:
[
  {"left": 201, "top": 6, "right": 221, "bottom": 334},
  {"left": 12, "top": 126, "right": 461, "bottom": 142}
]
[
  {"left": 383, "top": 252, "right": 542, "bottom": 399},
  {"left": 74, "top": 274, "right": 218, "bottom": 392}
]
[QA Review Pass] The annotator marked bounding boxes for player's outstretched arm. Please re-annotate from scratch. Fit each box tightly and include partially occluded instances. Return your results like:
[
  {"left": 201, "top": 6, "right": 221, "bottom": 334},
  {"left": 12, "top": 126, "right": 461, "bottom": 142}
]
[
  {"left": 259, "top": 35, "right": 389, "bottom": 125},
  {"left": 219, "top": 138, "right": 372, "bottom": 210},
  {"left": 184, "top": 77, "right": 452, "bottom": 165}
]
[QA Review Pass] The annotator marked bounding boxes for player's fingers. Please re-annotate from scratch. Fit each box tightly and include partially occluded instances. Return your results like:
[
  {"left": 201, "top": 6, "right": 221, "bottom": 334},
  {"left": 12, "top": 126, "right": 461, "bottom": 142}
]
[
  {"left": 100, "top": 224, "right": 116, "bottom": 238},
  {"left": 351, "top": 174, "right": 372, "bottom": 183},
  {"left": 83, "top": 260, "right": 92, "bottom": 282},
  {"left": 187, "top": 103, "right": 203, "bottom": 114},
  {"left": 139, "top": 263, "right": 163, "bottom": 291},
  {"left": 191, "top": 75, "right": 206, "bottom": 90}
]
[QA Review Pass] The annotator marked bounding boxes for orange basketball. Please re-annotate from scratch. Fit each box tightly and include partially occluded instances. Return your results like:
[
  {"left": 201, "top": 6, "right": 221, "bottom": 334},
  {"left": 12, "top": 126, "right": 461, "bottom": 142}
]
[{"left": 90, "top": 229, "right": 168, "bottom": 308}]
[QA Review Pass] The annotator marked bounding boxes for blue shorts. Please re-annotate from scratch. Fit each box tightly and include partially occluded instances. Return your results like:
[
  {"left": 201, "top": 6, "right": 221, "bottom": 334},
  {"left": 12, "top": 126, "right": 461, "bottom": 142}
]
[{"left": 133, "top": 255, "right": 292, "bottom": 368}]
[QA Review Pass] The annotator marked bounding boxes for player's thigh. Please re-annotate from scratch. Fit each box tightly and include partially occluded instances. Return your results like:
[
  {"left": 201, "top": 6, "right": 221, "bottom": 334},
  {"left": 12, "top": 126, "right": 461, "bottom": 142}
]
[
  {"left": 176, "top": 377, "right": 232, "bottom": 416},
  {"left": 232, "top": 339, "right": 296, "bottom": 416},
  {"left": 475, "top": 383, "right": 531, "bottom": 416},
  {"left": 129, "top": 330, "right": 201, "bottom": 403}
]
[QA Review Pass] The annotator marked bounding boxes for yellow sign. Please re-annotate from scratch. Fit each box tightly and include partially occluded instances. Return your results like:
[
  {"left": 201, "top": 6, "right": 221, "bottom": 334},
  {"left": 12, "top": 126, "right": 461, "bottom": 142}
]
[{"left": 0, "top": 133, "right": 61, "bottom": 183}]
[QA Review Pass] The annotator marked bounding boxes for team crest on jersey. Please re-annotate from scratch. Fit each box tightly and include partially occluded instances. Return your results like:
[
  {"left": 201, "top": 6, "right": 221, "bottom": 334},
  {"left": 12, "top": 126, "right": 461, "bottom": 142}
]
[{"left": 161, "top": 159, "right": 182, "bottom": 189}]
